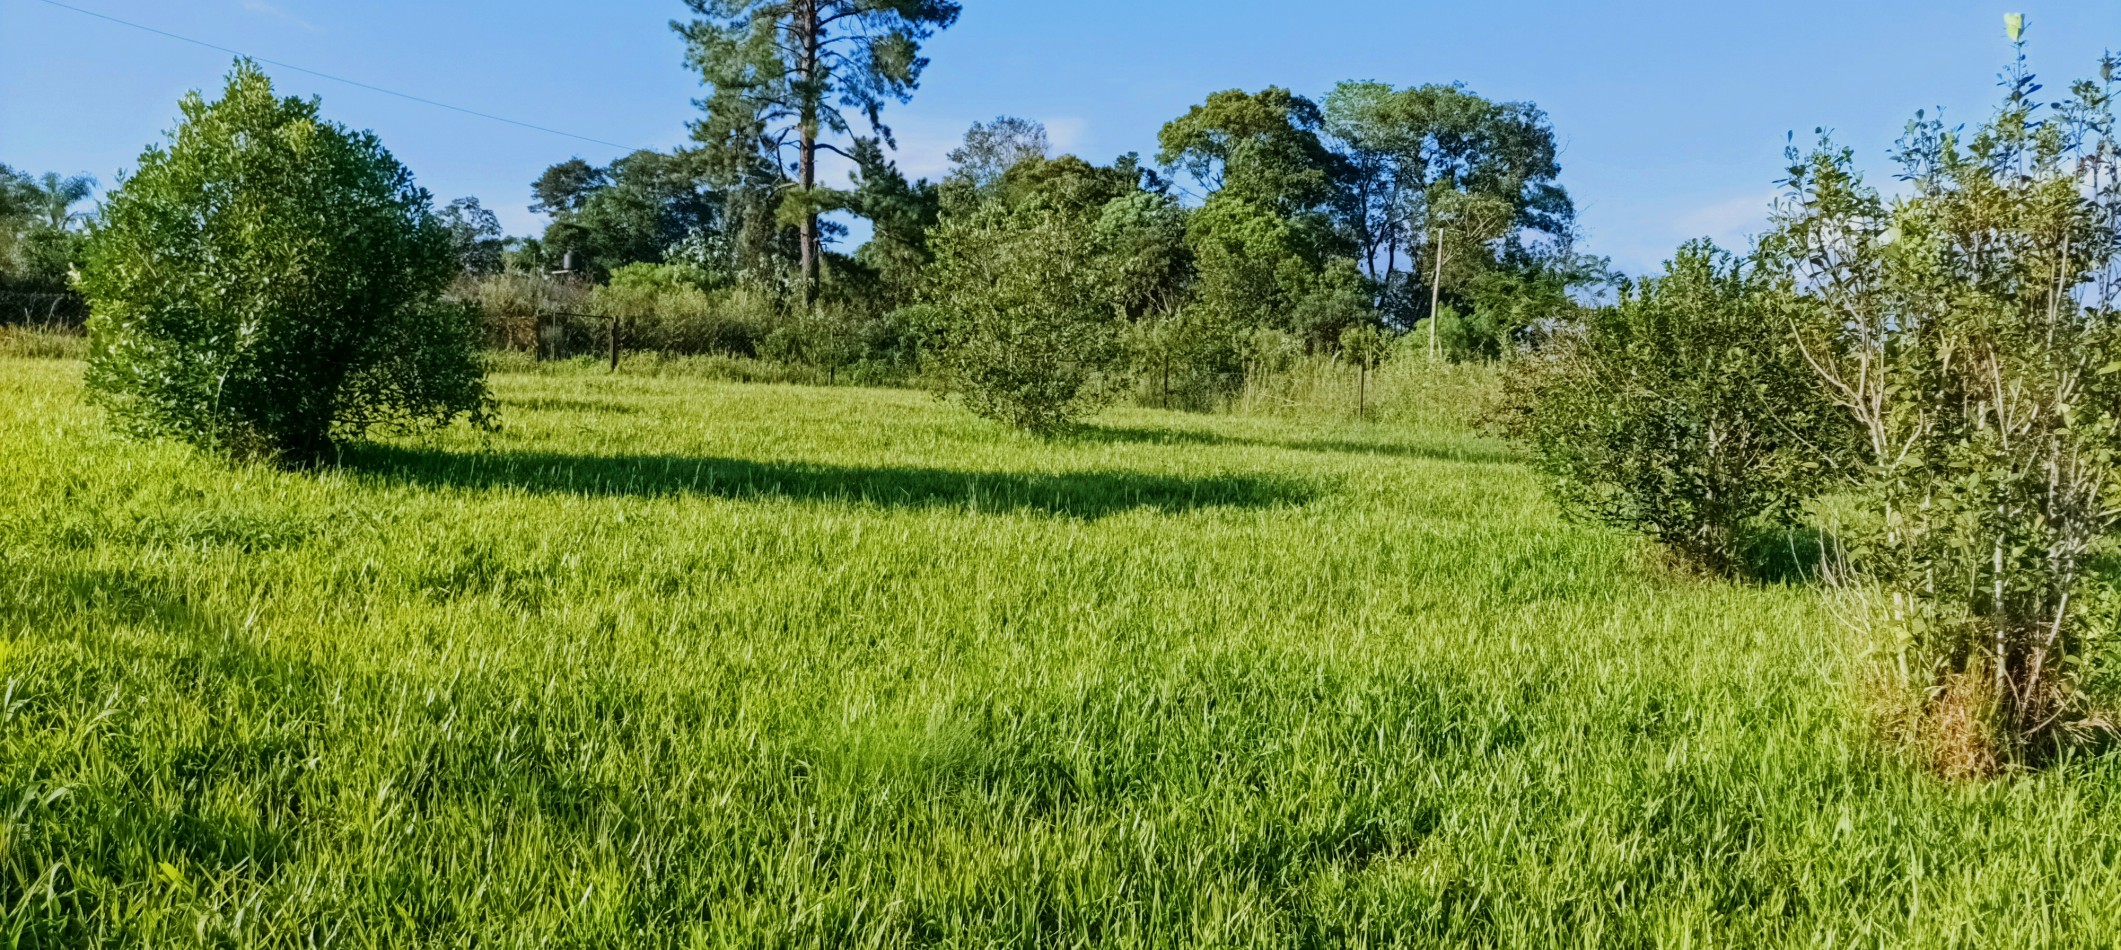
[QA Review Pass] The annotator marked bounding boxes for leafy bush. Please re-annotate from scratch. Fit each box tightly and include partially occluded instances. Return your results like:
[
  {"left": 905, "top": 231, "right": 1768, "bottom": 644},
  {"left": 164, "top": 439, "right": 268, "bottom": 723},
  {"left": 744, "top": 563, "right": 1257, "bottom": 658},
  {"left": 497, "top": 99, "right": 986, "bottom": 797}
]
[
  {"left": 79, "top": 62, "right": 489, "bottom": 463},
  {"left": 1762, "top": 47, "right": 2121, "bottom": 763},
  {"left": 1512, "top": 242, "right": 1844, "bottom": 576},
  {"left": 923, "top": 199, "right": 1122, "bottom": 435},
  {"left": 1121, "top": 307, "right": 1247, "bottom": 410},
  {"left": 760, "top": 306, "right": 867, "bottom": 382}
]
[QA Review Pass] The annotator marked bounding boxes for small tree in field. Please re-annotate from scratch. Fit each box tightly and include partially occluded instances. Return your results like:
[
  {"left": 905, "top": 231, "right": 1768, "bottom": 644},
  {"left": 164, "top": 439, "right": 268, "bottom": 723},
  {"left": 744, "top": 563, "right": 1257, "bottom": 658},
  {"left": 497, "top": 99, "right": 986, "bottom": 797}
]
[
  {"left": 924, "top": 198, "right": 1121, "bottom": 435},
  {"left": 80, "top": 62, "right": 490, "bottom": 464},
  {"left": 1763, "top": 39, "right": 2121, "bottom": 766},
  {"left": 1513, "top": 241, "right": 1844, "bottom": 576},
  {"left": 1338, "top": 323, "right": 1387, "bottom": 419}
]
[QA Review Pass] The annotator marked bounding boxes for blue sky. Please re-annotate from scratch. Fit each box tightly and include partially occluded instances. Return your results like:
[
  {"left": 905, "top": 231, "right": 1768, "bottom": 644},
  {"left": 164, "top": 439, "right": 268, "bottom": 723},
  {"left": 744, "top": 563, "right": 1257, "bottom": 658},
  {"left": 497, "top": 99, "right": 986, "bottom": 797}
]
[{"left": 3, "top": 0, "right": 2116, "bottom": 275}]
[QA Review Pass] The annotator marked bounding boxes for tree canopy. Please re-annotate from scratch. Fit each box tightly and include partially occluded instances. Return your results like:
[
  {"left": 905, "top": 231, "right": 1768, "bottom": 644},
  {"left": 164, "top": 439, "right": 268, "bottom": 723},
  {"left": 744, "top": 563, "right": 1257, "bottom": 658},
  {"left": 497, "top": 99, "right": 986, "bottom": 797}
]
[{"left": 677, "top": 0, "right": 961, "bottom": 305}]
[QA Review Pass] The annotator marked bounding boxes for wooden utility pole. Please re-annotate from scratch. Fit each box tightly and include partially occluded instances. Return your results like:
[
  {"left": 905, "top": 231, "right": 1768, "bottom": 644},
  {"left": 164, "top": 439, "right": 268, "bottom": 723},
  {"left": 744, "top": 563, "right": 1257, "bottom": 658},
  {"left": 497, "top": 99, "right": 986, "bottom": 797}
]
[
  {"left": 1428, "top": 227, "right": 1447, "bottom": 362},
  {"left": 1358, "top": 361, "right": 1368, "bottom": 421}
]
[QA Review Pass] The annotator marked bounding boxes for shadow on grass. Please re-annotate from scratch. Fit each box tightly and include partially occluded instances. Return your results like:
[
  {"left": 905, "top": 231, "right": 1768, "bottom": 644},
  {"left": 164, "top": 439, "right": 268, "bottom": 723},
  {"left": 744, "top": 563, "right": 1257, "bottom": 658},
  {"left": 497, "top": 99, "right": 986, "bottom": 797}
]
[
  {"left": 337, "top": 445, "right": 1314, "bottom": 519},
  {"left": 505, "top": 396, "right": 643, "bottom": 416},
  {"left": 1743, "top": 525, "right": 1845, "bottom": 587},
  {"left": 1081, "top": 424, "right": 1519, "bottom": 466}
]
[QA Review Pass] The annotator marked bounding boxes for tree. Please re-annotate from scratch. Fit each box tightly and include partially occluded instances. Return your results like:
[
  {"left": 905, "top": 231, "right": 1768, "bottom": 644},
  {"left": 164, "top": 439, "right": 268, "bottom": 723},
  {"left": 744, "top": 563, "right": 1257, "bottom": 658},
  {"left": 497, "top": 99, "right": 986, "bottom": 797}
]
[
  {"left": 1446, "top": 243, "right": 1612, "bottom": 360},
  {"left": 1761, "top": 43, "right": 2121, "bottom": 766},
  {"left": 1419, "top": 189, "right": 1515, "bottom": 359},
  {"left": 1323, "top": 81, "right": 1578, "bottom": 333},
  {"left": 530, "top": 158, "right": 608, "bottom": 216},
  {"left": 533, "top": 151, "right": 724, "bottom": 279},
  {"left": 440, "top": 197, "right": 505, "bottom": 275},
  {"left": 677, "top": 0, "right": 961, "bottom": 307},
  {"left": 1185, "top": 194, "right": 1368, "bottom": 348},
  {"left": 946, "top": 115, "right": 1050, "bottom": 190},
  {"left": 0, "top": 165, "right": 28, "bottom": 282},
  {"left": 79, "top": 61, "right": 490, "bottom": 463},
  {"left": 1095, "top": 189, "right": 1192, "bottom": 321},
  {"left": 1159, "top": 88, "right": 1367, "bottom": 350},
  {"left": 846, "top": 137, "right": 940, "bottom": 306},
  {"left": 1158, "top": 87, "right": 1342, "bottom": 214},
  {"left": 0, "top": 164, "right": 29, "bottom": 222},
  {"left": 924, "top": 189, "right": 1122, "bottom": 435},
  {"left": 0, "top": 167, "right": 94, "bottom": 297},
  {"left": 29, "top": 172, "right": 96, "bottom": 230}
]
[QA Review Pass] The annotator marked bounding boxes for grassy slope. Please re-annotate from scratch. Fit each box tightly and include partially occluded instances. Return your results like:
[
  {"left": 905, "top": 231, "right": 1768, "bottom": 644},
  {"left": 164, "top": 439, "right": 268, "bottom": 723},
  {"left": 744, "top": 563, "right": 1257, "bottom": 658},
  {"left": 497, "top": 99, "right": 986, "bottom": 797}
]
[{"left": 2, "top": 357, "right": 2119, "bottom": 948}]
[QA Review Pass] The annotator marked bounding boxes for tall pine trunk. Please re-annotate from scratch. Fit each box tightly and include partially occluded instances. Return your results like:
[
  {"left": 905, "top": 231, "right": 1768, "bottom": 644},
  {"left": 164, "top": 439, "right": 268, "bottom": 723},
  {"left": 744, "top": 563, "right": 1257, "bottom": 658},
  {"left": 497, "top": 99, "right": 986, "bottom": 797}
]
[{"left": 796, "top": 0, "right": 821, "bottom": 309}]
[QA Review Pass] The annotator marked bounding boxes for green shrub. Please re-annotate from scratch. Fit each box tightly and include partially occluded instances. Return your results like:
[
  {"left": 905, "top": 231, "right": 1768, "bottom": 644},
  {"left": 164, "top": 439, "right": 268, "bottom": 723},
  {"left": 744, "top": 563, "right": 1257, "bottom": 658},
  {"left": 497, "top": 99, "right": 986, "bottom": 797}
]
[
  {"left": 1120, "top": 307, "right": 1251, "bottom": 411},
  {"left": 594, "top": 263, "right": 768, "bottom": 357},
  {"left": 760, "top": 306, "right": 866, "bottom": 382},
  {"left": 1763, "top": 47, "right": 2121, "bottom": 761},
  {"left": 924, "top": 199, "right": 1123, "bottom": 435},
  {"left": 79, "top": 62, "right": 490, "bottom": 463},
  {"left": 1512, "top": 242, "right": 1844, "bottom": 576}
]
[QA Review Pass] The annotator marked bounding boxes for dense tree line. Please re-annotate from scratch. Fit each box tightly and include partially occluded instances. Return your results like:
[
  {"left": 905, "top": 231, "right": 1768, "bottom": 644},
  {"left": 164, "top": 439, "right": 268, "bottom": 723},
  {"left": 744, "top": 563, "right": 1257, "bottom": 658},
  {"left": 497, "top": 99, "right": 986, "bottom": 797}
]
[{"left": 459, "top": 5, "right": 1605, "bottom": 431}]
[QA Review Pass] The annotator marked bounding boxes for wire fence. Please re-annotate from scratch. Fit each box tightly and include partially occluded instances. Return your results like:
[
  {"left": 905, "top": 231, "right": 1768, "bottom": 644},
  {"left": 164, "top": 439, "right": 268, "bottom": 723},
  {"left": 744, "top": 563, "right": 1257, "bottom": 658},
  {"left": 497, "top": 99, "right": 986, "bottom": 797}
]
[{"left": 0, "top": 291, "right": 89, "bottom": 330}]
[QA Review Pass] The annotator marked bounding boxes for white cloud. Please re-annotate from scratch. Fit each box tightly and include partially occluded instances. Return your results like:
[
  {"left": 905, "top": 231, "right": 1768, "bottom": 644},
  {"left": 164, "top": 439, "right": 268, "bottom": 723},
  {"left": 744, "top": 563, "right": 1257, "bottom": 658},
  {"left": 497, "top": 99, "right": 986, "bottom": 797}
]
[
  {"left": 238, "top": 0, "right": 319, "bottom": 33},
  {"left": 884, "top": 122, "right": 963, "bottom": 180},
  {"left": 1042, "top": 117, "right": 1088, "bottom": 153},
  {"left": 1673, "top": 191, "right": 1777, "bottom": 247},
  {"left": 873, "top": 115, "right": 1095, "bottom": 183}
]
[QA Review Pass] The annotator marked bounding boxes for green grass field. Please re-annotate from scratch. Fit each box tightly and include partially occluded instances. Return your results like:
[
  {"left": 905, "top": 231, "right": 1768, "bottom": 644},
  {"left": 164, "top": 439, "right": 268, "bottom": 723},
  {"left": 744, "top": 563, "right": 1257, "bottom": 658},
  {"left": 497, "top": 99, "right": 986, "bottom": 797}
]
[{"left": 5, "top": 355, "right": 2121, "bottom": 947}]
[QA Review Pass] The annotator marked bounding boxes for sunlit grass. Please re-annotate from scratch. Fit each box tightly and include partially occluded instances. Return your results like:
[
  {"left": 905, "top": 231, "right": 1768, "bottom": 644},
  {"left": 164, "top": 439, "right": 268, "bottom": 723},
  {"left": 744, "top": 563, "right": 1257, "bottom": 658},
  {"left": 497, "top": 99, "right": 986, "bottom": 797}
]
[{"left": 3, "top": 356, "right": 2119, "bottom": 947}]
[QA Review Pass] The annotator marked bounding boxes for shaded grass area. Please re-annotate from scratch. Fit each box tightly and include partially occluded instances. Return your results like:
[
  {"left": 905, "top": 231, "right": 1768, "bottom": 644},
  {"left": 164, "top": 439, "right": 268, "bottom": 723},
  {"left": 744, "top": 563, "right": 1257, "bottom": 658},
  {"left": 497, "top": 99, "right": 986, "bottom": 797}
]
[
  {"left": 338, "top": 445, "right": 1311, "bottom": 518},
  {"left": 1079, "top": 422, "right": 1520, "bottom": 466},
  {"left": 3, "top": 358, "right": 2121, "bottom": 946}
]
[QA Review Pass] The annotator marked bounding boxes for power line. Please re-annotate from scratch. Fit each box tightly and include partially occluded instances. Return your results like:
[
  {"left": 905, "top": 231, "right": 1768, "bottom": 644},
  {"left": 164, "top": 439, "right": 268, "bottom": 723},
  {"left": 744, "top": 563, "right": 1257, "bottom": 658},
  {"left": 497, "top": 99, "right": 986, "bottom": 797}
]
[{"left": 26, "top": 0, "right": 651, "bottom": 154}]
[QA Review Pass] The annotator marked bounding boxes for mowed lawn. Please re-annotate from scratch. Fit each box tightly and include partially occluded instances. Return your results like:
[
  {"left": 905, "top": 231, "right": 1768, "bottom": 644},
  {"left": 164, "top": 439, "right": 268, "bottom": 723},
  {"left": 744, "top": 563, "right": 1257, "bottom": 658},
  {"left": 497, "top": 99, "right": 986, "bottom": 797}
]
[{"left": 4, "top": 355, "right": 2121, "bottom": 948}]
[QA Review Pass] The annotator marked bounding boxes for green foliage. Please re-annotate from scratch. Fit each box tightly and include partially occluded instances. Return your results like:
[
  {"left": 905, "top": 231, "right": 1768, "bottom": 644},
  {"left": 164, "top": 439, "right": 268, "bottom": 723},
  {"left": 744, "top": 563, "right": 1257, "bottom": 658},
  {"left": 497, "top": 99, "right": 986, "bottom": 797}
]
[
  {"left": 534, "top": 150, "right": 722, "bottom": 279},
  {"left": 78, "top": 62, "right": 490, "bottom": 463},
  {"left": 0, "top": 165, "right": 94, "bottom": 297},
  {"left": 1338, "top": 322, "right": 1388, "bottom": 368},
  {"left": 439, "top": 196, "right": 505, "bottom": 275},
  {"left": 678, "top": 0, "right": 962, "bottom": 299},
  {"left": 1095, "top": 190, "right": 1193, "bottom": 321},
  {"left": 1448, "top": 248, "right": 1612, "bottom": 359},
  {"left": 924, "top": 195, "right": 1121, "bottom": 434},
  {"left": 591, "top": 262, "right": 768, "bottom": 356},
  {"left": 0, "top": 163, "right": 28, "bottom": 223},
  {"left": 1186, "top": 194, "right": 1369, "bottom": 348},
  {"left": 845, "top": 138, "right": 942, "bottom": 308},
  {"left": 1159, "top": 88, "right": 1375, "bottom": 351},
  {"left": 1324, "top": 81, "right": 1575, "bottom": 296},
  {"left": 945, "top": 115, "right": 1051, "bottom": 189},
  {"left": 1122, "top": 306, "right": 1242, "bottom": 409},
  {"left": 760, "top": 305, "right": 869, "bottom": 381},
  {"left": 1514, "top": 242, "right": 1843, "bottom": 576},
  {"left": 1158, "top": 86, "right": 1342, "bottom": 213},
  {"left": 1761, "top": 46, "right": 2121, "bottom": 758}
]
